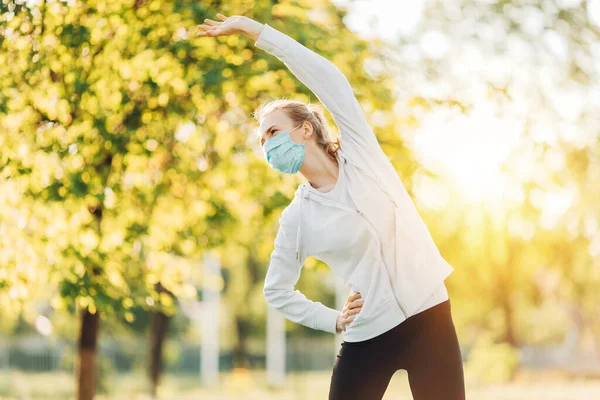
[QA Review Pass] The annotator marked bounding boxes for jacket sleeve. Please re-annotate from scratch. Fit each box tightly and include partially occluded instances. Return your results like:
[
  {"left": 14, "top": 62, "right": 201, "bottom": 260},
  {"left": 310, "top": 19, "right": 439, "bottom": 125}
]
[
  {"left": 253, "top": 23, "right": 383, "bottom": 156},
  {"left": 263, "top": 200, "right": 340, "bottom": 334}
]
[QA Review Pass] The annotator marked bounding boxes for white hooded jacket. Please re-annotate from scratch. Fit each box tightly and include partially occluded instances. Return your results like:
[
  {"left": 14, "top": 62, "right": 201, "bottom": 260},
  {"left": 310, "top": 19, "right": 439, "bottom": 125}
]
[{"left": 256, "top": 24, "right": 455, "bottom": 342}]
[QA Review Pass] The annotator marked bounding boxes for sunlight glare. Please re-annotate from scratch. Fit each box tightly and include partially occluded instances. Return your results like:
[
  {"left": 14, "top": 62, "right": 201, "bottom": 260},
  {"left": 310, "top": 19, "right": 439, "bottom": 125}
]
[
  {"left": 412, "top": 103, "right": 522, "bottom": 204},
  {"left": 332, "top": 0, "right": 425, "bottom": 40},
  {"left": 588, "top": 0, "right": 600, "bottom": 29},
  {"left": 539, "top": 187, "right": 576, "bottom": 230}
]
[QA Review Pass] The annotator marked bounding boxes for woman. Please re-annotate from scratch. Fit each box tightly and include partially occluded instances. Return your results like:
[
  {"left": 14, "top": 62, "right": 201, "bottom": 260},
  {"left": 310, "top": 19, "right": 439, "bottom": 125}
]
[{"left": 198, "top": 13, "right": 465, "bottom": 400}]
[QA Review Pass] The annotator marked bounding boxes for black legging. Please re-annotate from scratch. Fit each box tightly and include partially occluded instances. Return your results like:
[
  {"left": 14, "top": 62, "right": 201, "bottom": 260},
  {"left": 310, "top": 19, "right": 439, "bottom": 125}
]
[{"left": 329, "top": 299, "right": 465, "bottom": 400}]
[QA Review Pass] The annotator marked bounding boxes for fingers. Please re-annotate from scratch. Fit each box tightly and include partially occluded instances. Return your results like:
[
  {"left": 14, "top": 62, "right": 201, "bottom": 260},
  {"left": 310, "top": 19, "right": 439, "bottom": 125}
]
[
  {"left": 350, "top": 292, "right": 361, "bottom": 300},
  {"left": 345, "top": 292, "right": 361, "bottom": 304},
  {"left": 343, "top": 292, "right": 363, "bottom": 311},
  {"left": 347, "top": 298, "right": 364, "bottom": 309},
  {"left": 197, "top": 14, "right": 228, "bottom": 37},
  {"left": 196, "top": 25, "right": 215, "bottom": 36},
  {"left": 348, "top": 307, "right": 361, "bottom": 316},
  {"left": 340, "top": 292, "right": 364, "bottom": 330},
  {"left": 342, "top": 307, "right": 362, "bottom": 325},
  {"left": 344, "top": 310, "right": 360, "bottom": 324},
  {"left": 340, "top": 307, "right": 363, "bottom": 331},
  {"left": 204, "top": 18, "right": 220, "bottom": 26}
]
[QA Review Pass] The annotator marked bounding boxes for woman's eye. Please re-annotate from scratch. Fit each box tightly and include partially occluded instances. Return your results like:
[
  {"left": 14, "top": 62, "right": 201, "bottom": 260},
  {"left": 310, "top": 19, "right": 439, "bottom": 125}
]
[{"left": 261, "top": 129, "right": 279, "bottom": 145}]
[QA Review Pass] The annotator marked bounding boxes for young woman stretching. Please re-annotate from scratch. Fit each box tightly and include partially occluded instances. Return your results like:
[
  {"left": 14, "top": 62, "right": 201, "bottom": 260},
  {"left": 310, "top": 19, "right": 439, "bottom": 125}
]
[{"left": 198, "top": 13, "right": 466, "bottom": 400}]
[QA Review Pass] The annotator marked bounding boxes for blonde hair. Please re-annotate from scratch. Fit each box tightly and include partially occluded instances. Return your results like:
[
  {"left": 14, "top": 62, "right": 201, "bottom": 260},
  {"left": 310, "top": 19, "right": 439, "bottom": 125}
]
[{"left": 253, "top": 98, "right": 341, "bottom": 161}]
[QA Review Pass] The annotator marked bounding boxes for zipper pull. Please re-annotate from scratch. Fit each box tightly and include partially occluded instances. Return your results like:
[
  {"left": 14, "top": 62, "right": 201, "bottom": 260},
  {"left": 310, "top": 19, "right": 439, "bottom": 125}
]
[{"left": 296, "top": 251, "right": 299, "bottom": 260}]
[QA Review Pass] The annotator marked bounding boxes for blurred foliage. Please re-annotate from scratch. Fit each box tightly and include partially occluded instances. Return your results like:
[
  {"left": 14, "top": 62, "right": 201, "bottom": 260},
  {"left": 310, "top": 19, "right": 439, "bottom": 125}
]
[{"left": 0, "top": 0, "right": 407, "bottom": 355}]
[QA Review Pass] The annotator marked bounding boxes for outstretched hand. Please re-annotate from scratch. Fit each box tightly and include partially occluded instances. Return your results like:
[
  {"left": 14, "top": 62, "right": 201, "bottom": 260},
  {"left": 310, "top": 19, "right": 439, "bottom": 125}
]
[
  {"left": 196, "top": 13, "right": 264, "bottom": 42},
  {"left": 196, "top": 13, "right": 246, "bottom": 37}
]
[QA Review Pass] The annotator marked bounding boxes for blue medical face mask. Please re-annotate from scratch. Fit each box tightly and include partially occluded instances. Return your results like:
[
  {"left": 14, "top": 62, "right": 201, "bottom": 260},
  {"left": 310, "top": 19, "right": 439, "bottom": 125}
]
[{"left": 262, "top": 122, "right": 308, "bottom": 174}]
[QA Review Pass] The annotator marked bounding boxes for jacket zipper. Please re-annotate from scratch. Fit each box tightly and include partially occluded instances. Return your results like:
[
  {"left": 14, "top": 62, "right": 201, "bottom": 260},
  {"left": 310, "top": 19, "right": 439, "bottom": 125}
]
[{"left": 305, "top": 189, "right": 410, "bottom": 319}]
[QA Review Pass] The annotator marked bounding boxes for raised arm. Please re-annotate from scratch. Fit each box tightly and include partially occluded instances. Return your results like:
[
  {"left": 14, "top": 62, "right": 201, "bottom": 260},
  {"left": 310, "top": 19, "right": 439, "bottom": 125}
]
[
  {"left": 197, "top": 14, "right": 383, "bottom": 156},
  {"left": 249, "top": 22, "right": 385, "bottom": 155},
  {"left": 199, "top": 13, "right": 406, "bottom": 203},
  {"left": 263, "top": 198, "right": 340, "bottom": 334},
  {"left": 251, "top": 22, "right": 380, "bottom": 146}
]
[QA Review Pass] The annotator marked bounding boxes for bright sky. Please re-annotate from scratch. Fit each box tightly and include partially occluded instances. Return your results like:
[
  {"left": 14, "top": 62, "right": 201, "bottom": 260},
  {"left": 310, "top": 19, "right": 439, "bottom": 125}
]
[
  {"left": 331, "top": 0, "right": 426, "bottom": 40},
  {"left": 333, "top": 0, "right": 600, "bottom": 41}
]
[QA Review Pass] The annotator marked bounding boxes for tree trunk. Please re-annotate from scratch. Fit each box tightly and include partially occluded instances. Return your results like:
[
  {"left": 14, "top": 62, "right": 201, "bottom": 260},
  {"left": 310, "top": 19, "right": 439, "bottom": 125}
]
[
  {"left": 148, "top": 282, "right": 174, "bottom": 398},
  {"left": 149, "top": 310, "right": 170, "bottom": 399},
  {"left": 502, "top": 296, "right": 517, "bottom": 347},
  {"left": 77, "top": 308, "right": 100, "bottom": 400},
  {"left": 233, "top": 317, "right": 250, "bottom": 369}
]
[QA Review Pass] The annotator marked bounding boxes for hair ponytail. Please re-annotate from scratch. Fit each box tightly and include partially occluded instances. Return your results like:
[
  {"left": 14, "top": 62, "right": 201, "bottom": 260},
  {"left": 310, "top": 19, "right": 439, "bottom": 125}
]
[{"left": 307, "top": 103, "right": 340, "bottom": 161}]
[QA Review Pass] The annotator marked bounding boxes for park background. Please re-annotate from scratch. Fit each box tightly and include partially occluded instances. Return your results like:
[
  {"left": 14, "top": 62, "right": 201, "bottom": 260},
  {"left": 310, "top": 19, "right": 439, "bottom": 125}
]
[{"left": 1, "top": 0, "right": 600, "bottom": 399}]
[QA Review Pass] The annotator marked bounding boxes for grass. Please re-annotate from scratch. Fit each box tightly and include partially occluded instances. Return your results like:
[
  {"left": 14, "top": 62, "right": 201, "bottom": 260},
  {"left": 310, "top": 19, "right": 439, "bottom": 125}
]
[{"left": 0, "top": 369, "right": 599, "bottom": 399}]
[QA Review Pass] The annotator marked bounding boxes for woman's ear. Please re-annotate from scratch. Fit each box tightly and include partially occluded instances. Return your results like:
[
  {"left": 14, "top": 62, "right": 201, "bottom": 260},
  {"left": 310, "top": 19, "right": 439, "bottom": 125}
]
[{"left": 304, "top": 121, "right": 314, "bottom": 136}]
